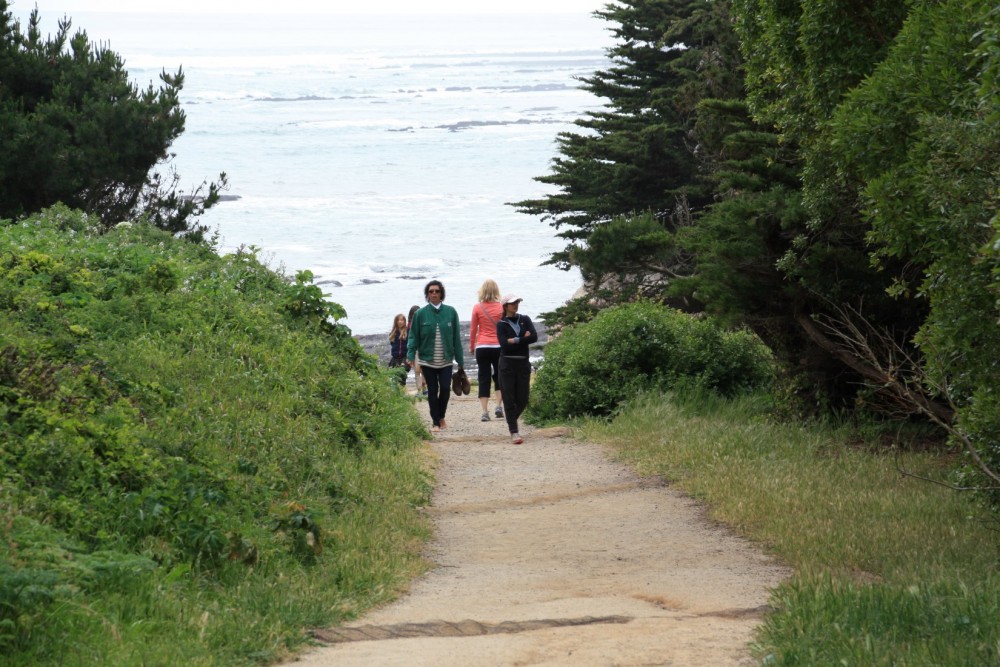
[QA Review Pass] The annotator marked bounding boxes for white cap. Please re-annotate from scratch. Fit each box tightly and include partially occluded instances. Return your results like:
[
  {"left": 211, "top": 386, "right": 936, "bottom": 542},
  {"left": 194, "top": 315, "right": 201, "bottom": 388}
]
[{"left": 500, "top": 293, "right": 523, "bottom": 305}]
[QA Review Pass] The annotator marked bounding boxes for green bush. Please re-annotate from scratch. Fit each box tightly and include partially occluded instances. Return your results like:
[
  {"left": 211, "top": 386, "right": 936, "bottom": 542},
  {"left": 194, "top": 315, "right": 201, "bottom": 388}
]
[
  {"left": 0, "top": 206, "right": 430, "bottom": 663},
  {"left": 530, "top": 301, "right": 774, "bottom": 421}
]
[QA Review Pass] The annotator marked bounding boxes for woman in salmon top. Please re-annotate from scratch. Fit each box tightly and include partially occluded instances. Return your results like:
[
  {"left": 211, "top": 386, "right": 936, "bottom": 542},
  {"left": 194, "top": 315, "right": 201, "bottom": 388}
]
[{"left": 469, "top": 279, "right": 504, "bottom": 422}]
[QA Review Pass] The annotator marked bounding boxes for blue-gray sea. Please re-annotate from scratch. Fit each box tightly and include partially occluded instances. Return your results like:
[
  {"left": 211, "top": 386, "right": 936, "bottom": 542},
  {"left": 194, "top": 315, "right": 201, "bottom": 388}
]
[{"left": 19, "top": 10, "right": 612, "bottom": 334}]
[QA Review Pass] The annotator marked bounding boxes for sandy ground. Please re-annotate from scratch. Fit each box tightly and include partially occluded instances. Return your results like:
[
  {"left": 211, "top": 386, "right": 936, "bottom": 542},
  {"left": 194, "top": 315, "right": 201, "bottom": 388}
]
[{"left": 284, "top": 391, "right": 791, "bottom": 667}]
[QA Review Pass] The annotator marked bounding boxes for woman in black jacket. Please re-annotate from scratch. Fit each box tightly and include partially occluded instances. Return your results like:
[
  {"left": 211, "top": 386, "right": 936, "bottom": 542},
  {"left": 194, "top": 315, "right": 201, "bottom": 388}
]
[{"left": 496, "top": 294, "right": 538, "bottom": 444}]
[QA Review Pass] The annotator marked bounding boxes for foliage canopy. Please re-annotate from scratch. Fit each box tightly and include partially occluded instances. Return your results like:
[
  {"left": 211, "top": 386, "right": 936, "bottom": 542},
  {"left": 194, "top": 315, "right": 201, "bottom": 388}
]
[
  {"left": 519, "top": 0, "right": 1000, "bottom": 506},
  {"left": 0, "top": 2, "right": 225, "bottom": 237}
]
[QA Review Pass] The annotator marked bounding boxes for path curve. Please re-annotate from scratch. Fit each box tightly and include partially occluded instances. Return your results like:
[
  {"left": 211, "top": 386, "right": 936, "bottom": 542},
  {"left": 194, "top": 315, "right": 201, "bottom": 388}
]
[{"left": 285, "top": 393, "right": 790, "bottom": 666}]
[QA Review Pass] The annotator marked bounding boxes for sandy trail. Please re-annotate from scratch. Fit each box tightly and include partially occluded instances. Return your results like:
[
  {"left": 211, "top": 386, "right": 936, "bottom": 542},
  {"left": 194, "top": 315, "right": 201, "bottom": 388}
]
[{"left": 285, "top": 393, "right": 790, "bottom": 666}]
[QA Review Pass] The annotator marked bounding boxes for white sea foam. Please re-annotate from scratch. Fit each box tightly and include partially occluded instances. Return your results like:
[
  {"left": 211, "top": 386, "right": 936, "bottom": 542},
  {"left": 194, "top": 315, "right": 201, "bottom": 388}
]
[{"left": 18, "top": 9, "right": 612, "bottom": 334}]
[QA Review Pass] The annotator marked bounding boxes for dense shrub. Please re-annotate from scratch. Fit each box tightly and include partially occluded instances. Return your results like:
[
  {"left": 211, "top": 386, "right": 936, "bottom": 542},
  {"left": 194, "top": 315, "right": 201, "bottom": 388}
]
[
  {"left": 0, "top": 206, "right": 429, "bottom": 661},
  {"left": 530, "top": 301, "right": 774, "bottom": 421}
]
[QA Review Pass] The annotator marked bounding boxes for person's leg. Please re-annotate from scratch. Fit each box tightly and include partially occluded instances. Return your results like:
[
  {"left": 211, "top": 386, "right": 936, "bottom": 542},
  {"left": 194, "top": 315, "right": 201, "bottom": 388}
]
[
  {"left": 498, "top": 359, "right": 519, "bottom": 434},
  {"left": 437, "top": 365, "right": 453, "bottom": 428},
  {"left": 476, "top": 347, "right": 491, "bottom": 415},
  {"left": 513, "top": 360, "right": 532, "bottom": 421},
  {"left": 421, "top": 365, "right": 442, "bottom": 428},
  {"left": 486, "top": 348, "right": 503, "bottom": 417}
]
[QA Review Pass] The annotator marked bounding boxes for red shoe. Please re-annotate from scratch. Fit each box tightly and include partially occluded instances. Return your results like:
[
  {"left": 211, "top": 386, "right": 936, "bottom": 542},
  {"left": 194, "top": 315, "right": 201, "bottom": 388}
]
[{"left": 511, "top": 435, "right": 524, "bottom": 445}]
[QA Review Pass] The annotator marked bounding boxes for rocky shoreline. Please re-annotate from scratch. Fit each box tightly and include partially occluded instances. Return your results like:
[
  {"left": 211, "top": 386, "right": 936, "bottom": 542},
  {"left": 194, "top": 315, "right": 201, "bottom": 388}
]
[{"left": 354, "top": 321, "right": 549, "bottom": 374}]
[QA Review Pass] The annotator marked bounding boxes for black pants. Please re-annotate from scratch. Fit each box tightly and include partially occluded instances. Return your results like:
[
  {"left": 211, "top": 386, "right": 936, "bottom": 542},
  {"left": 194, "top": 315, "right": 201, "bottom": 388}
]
[
  {"left": 421, "top": 364, "right": 453, "bottom": 427},
  {"left": 498, "top": 356, "right": 530, "bottom": 434},
  {"left": 475, "top": 347, "right": 501, "bottom": 398}
]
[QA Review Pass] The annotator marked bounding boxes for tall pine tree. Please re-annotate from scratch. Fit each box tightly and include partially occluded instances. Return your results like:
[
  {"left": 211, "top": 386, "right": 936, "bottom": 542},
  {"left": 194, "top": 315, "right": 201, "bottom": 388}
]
[{"left": 513, "top": 0, "right": 743, "bottom": 324}]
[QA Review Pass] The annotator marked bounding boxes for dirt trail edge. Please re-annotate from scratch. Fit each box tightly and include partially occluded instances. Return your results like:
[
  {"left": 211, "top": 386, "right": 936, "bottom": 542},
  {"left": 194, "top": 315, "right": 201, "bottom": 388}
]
[{"left": 285, "top": 394, "right": 791, "bottom": 667}]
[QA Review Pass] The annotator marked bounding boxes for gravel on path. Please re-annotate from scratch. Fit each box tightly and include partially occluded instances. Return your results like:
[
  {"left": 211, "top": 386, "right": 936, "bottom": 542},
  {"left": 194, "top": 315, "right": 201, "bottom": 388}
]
[{"left": 284, "top": 392, "right": 791, "bottom": 666}]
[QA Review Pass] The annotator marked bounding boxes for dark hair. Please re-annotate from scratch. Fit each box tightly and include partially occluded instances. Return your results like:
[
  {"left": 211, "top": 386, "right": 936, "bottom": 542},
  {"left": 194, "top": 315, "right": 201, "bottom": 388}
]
[{"left": 424, "top": 280, "right": 445, "bottom": 301}]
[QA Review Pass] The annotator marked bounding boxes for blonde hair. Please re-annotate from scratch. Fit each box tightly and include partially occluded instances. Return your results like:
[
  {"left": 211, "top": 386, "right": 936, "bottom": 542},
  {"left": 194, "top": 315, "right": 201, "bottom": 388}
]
[
  {"left": 389, "top": 313, "right": 407, "bottom": 342},
  {"left": 478, "top": 279, "right": 500, "bottom": 303}
]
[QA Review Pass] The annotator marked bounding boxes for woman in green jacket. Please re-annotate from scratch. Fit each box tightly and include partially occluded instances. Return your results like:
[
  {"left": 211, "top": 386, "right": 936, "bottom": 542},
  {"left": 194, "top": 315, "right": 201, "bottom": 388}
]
[{"left": 407, "top": 280, "right": 464, "bottom": 432}]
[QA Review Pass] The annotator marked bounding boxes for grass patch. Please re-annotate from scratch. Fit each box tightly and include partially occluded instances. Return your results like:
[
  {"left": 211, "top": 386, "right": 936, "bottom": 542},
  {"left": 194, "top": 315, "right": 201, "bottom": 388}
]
[
  {"left": 1, "top": 208, "right": 434, "bottom": 664},
  {"left": 580, "top": 390, "right": 1000, "bottom": 666}
]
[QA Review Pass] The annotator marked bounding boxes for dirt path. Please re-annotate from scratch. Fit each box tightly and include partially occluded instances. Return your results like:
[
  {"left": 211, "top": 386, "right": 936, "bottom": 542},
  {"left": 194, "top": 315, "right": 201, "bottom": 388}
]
[{"left": 285, "top": 393, "right": 791, "bottom": 666}]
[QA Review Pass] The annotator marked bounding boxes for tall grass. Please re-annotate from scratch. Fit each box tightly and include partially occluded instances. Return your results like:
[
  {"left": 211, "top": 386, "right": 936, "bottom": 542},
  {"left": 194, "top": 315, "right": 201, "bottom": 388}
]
[
  {"left": 581, "top": 390, "right": 1000, "bottom": 666},
  {"left": 1, "top": 208, "right": 434, "bottom": 664}
]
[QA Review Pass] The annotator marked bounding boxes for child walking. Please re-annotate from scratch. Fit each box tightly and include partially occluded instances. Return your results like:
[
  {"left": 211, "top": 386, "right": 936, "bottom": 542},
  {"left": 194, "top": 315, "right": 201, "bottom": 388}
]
[{"left": 388, "top": 313, "right": 409, "bottom": 385}]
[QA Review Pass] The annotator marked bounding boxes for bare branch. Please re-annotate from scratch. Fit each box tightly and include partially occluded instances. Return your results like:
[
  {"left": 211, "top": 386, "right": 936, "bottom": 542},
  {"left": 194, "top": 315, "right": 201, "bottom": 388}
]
[
  {"left": 811, "top": 303, "right": 1000, "bottom": 489},
  {"left": 895, "top": 465, "right": 1000, "bottom": 492}
]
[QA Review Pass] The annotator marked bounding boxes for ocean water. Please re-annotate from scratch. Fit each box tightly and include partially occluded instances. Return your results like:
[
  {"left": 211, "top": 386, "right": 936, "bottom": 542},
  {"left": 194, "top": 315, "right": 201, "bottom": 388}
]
[{"left": 19, "top": 10, "right": 612, "bottom": 334}]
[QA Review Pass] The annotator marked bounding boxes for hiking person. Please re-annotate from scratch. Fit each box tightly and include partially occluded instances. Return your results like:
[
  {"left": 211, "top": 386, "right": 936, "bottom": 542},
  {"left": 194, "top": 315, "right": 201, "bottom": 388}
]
[
  {"left": 469, "top": 278, "right": 504, "bottom": 422},
  {"left": 407, "top": 280, "right": 464, "bottom": 432},
  {"left": 496, "top": 293, "right": 537, "bottom": 444}
]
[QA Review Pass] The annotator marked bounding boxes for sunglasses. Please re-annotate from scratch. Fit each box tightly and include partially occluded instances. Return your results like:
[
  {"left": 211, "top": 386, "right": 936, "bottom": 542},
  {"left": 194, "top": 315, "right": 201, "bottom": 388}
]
[{"left": 427, "top": 288, "right": 442, "bottom": 294}]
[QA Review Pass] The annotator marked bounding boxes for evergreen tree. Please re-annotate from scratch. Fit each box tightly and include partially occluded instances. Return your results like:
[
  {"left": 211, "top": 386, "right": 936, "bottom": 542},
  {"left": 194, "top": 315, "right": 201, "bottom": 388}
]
[
  {"left": 691, "top": 0, "right": 997, "bottom": 422},
  {"left": 513, "top": 0, "right": 745, "bottom": 325},
  {"left": 0, "top": 3, "right": 225, "bottom": 237},
  {"left": 684, "top": 0, "right": 916, "bottom": 403},
  {"left": 676, "top": 100, "right": 805, "bottom": 333},
  {"left": 829, "top": 0, "right": 1000, "bottom": 498}
]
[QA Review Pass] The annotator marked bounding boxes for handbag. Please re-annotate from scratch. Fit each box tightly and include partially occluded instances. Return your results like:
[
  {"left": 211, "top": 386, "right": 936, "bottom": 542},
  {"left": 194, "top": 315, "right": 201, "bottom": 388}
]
[{"left": 452, "top": 368, "right": 471, "bottom": 396}]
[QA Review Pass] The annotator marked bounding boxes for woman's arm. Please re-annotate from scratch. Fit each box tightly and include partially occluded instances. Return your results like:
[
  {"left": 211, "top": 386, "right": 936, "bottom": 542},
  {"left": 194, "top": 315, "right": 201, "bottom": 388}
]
[
  {"left": 469, "top": 307, "right": 479, "bottom": 354},
  {"left": 522, "top": 315, "right": 538, "bottom": 343},
  {"left": 406, "top": 311, "right": 420, "bottom": 362},
  {"left": 496, "top": 320, "right": 516, "bottom": 353}
]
